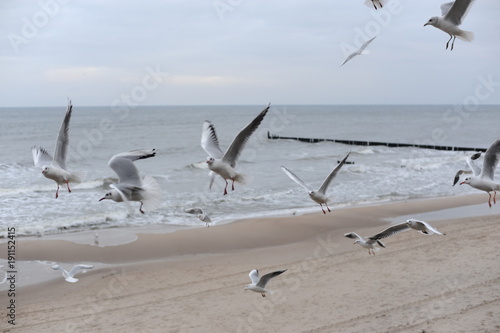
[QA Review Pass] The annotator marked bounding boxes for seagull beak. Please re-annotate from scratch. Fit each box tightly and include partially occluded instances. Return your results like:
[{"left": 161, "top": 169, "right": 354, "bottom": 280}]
[
  {"left": 98, "top": 197, "right": 105, "bottom": 202},
  {"left": 459, "top": 181, "right": 465, "bottom": 185}
]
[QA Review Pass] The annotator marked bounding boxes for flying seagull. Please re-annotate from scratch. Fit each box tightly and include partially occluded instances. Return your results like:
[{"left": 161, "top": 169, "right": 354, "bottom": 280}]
[
  {"left": 245, "top": 269, "right": 287, "bottom": 297},
  {"left": 424, "top": 0, "right": 475, "bottom": 50},
  {"left": 345, "top": 219, "right": 445, "bottom": 255},
  {"left": 31, "top": 100, "right": 86, "bottom": 198},
  {"left": 201, "top": 104, "right": 270, "bottom": 195},
  {"left": 341, "top": 36, "right": 376, "bottom": 66},
  {"left": 99, "top": 149, "right": 163, "bottom": 213},
  {"left": 184, "top": 207, "right": 212, "bottom": 227},
  {"left": 452, "top": 152, "right": 481, "bottom": 186},
  {"left": 52, "top": 264, "right": 94, "bottom": 283},
  {"left": 460, "top": 138, "right": 500, "bottom": 207},
  {"left": 281, "top": 152, "right": 350, "bottom": 214},
  {"left": 364, "top": 0, "right": 387, "bottom": 10}
]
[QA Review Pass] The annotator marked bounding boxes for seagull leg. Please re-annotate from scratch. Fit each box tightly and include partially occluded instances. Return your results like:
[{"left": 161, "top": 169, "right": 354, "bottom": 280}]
[
  {"left": 231, "top": 179, "right": 235, "bottom": 191},
  {"left": 55, "top": 185, "right": 60, "bottom": 199},
  {"left": 66, "top": 181, "right": 72, "bottom": 193},
  {"left": 494, "top": 191, "right": 497, "bottom": 205},
  {"left": 139, "top": 202, "right": 145, "bottom": 214},
  {"left": 320, "top": 204, "right": 326, "bottom": 214},
  {"left": 261, "top": 293, "right": 266, "bottom": 297},
  {"left": 326, "top": 203, "right": 331, "bottom": 213},
  {"left": 488, "top": 193, "right": 492, "bottom": 208},
  {"left": 445, "top": 34, "right": 453, "bottom": 50},
  {"left": 223, "top": 180, "right": 228, "bottom": 195}
]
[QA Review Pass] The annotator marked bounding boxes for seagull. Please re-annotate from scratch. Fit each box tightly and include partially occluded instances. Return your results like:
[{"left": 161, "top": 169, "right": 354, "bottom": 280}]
[
  {"left": 31, "top": 100, "right": 86, "bottom": 198},
  {"left": 341, "top": 36, "right": 376, "bottom": 67},
  {"left": 281, "top": 152, "right": 351, "bottom": 214},
  {"left": 452, "top": 152, "right": 481, "bottom": 186},
  {"left": 424, "top": 0, "right": 475, "bottom": 51},
  {"left": 245, "top": 269, "right": 287, "bottom": 297},
  {"left": 460, "top": 139, "right": 500, "bottom": 207},
  {"left": 364, "top": 0, "right": 387, "bottom": 10},
  {"left": 99, "top": 149, "right": 163, "bottom": 213},
  {"left": 184, "top": 207, "right": 212, "bottom": 227},
  {"left": 52, "top": 264, "right": 94, "bottom": 283},
  {"left": 201, "top": 104, "right": 270, "bottom": 195},
  {"left": 345, "top": 219, "right": 445, "bottom": 255}
]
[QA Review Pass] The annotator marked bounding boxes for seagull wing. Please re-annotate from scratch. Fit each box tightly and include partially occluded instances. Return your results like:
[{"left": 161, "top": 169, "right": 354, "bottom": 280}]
[
  {"left": 249, "top": 269, "right": 260, "bottom": 284},
  {"left": 369, "top": 222, "right": 410, "bottom": 240},
  {"left": 201, "top": 121, "right": 224, "bottom": 159},
  {"left": 359, "top": 36, "right": 376, "bottom": 52},
  {"left": 32, "top": 146, "right": 54, "bottom": 167},
  {"left": 318, "top": 152, "right": 350, "bottom": 195},
  {"left": 443, "top": 0, "right": 475, "bottom": 26},
  {"left": 68, "top": 264, "right": 94, "bottom": 277},
  {"left": 479, "top": 138, "right": 500, "bottom": 180},
  {"left": 185, "top": 207, "right": 204, "bottom": 215},
  {"left": 108, "top": 149, "right": 155, "bottom": 186},
  {"left": 452, "top": 169, "right": 470, "bottom": 186},
  {"left": 53, "top": 100, "right": 72, "bottom": 170},
  {"left": 467, "top": 152, "right": 482, "bottom": 176},
  {"left": 344, "top": 232, "right": 363, "bottom": 241},
  {"left": 412, "top": 220, "right": 445, "bottom": 235},
  {"left": 340, "top": 52, "right": 357, "bottom": 67},
  {"left": 221, "top": 104, "right": 270, "bottom": 167},
  {"left": 281, "top": 166, "right": 311, "bottom": 192},
  {"left": 257, "top": 269, "right": 286, "bottom": 288}
]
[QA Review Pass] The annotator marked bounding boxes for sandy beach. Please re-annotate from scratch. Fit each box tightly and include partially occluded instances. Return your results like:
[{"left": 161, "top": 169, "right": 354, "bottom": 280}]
[{"left": 1, "top": 194, "right": 500, "bottom": 333}]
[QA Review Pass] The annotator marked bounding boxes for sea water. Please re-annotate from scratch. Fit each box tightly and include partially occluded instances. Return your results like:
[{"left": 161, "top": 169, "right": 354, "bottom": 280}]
[{"left": 1, "top": 104, "right": 499, "bottom": 237}]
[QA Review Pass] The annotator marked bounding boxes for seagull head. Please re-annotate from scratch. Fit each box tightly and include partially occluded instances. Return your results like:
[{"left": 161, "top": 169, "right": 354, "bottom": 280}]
[
  {"left": 424, "top": 17, "right": 438, "bottom": 27},
  {"left": 245, "top": 284, "right": 252, "bottom": 291},
  {"left": 460, "top": 177, "right": 472, "bottom": 185},
  {"left": 42, "top": 166, "right": 50, "bottom": 174},
  {"left": 99, "top": 189, "right": 121, "bottom": 202},
  {"left": 308, "top": 190, "right": 315, "bottom": 197},
  {"left": 206, "top": 157, "right": 215, "bottom": 166}
]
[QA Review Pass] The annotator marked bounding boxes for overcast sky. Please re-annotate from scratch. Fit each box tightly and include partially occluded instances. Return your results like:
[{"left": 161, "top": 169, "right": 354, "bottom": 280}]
[{"left": 1, "top": 0, "right": 499, "bottom": 107}]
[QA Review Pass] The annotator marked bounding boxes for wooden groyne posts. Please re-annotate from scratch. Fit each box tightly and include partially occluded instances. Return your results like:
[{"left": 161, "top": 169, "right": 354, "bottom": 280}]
[{"left": 267, "top": 132, "right": 486, "bottom": 152}]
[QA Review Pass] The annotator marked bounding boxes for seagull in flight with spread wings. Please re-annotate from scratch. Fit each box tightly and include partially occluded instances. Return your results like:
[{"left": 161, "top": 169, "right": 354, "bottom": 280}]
[
  {"left": 201, "top": 104, "right": 270, "bottom": 195},
  {"left": 245, "top": 269, "right": 287, "bottom": 297},
  {"left": 52, "top": 264, "right": 94, "bottom": 283},
  {"left": 341, "top": 36, "right": 377, "bottom": 67}
]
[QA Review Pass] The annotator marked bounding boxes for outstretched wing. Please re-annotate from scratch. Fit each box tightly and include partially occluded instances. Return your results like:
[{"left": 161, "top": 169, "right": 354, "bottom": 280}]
[
  {"left": 443, "top": 0, "right": 475, "bottom": 26},
  {"left": 249, "top": 269, "right": 260, "bottom": 284},
  {"left": 479, "top": 138, "right": 500, "bottom": 181},
  {"left": 201, "top": 121, "right": 224, "bottom": 159},
  {"left": 369, "top": 222, "right": 410, "bottom": 240},
  {"left": 221, "top": 104, "right": 270, "bottom": 167},
  {"left": 281, "top": 166, "right": 310, "bottom": 192},
  {"left": 53, "top": 100, "right": 72, "bottom": 170},
  {"left": 344, "top": 232, "right": 362, "bottom": 241},
  {"left": 257, "top": 269, "right": 286, "bottom": 288},
  {"left": 108, "top": 149, "right": 156, "bottom": 185},
  {"left": 359, "top": 36, "right": 376, "bottom": 53},
  {"left": 185, "top": 207, "right": 204, "bottom": 215},
  {"left": 318, "top": 152, "right": 350, "bottom": 195},
  {"left": 32, "top": 146, "right": 53, "bottom": 167},
  {"left": 68, "top": 264, "right": 94, "bottom": 277}
]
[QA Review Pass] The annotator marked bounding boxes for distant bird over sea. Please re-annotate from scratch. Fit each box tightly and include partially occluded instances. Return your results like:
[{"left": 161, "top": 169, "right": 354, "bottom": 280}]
[
  {"left": 340, "top": 36, "right": 376, "bottom": 67},
  {"left": 52, "top": 264, "right": 94, "bottom": 283},
  {"left": 424, "top": 0, "right": 475, "bottom": 50},
  {"left": 245, "top": 269, "right": 287, "bottom": 297},
  {"left": 31, "top": 100, "right": 86, "bottom": 198},
  {"left": 99, "top": 149, "right": 163, "bottom": 213},
  {"left": 460, "top": 138, "right": 500, "bottom": 207},
  {"left": 201, "top": 104, "right": 270, "bottom": 195},
  {"left": 184, "top": 207, "right": 212, "bottom": 227},
  {"left": 281, "top": 152, "right": 351, "bottom": 214}
]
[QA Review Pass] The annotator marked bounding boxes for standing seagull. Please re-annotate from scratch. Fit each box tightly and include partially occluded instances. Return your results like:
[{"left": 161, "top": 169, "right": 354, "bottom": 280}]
[
  {"left": 281, "top": 152, "right": 350, "bottom": 214},
  {"left": 52, "top": 264, "right": 94, "bottom": 283},
  {"left": 31, "top": 100, "right": 86, "bottom": 198},
  {"left": 452, "top": 151, "right": 481, "bottom": 186},
  {"left": 424, "top": 0, "right": 475, "bottom": 51},
  {"left": 184, "top": 207, "right": 212, "bottom": 227},
  {"left": 201, "top": 104, "right": 270, "bottom": 195},
  {"left": 364, "top": 0, "right": 387, "bottom": 10},
  {"left": 245, "top": 269, "right": 287, "bottom": 297},
  {"left": 460, "top": 138, "right": 500, "bottom": 207},
  {"left": 99, "top": 149, "right": 163, "bottom": 213},
  {"left": 341, "top": 36, "right": 376, "bottom": 67}
]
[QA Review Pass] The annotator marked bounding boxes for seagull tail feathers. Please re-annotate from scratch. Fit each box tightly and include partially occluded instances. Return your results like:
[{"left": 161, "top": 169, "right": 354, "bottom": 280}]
[
  {"left": 457, "top": 29, "right": 474, "bottom": 42},
  {"left": 69, "top": 170, "right": 87, "bottom": 184},
  {"left": 140, "top": 175, "right": 164, "bottom": 212},
  {"left": 233, "top": 172, "right": 251, "bottom": 185}
]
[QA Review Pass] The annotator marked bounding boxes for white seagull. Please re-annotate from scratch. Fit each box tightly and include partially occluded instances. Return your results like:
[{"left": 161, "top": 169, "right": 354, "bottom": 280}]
[
  {"left": 452, "top": 151, "right": 481, "bottom": 186},
  {"left": 99, "top": 149, "right": 163, "bottom": 213},
  {"left": 31, "top": 100, "right": 86, "bottom": 198},
  {"left": 345, "top": 219, "right": 445, "bottom": 255},
  {"left": 364, "top": 0, "right": 388, "bottom": 10},
  {"left": 281, "top": 152, "right": 351, "bottom": 214},
  {"left": 460, "top": 139, "right": 500, "bottom": 207},
  {"left": 52, "top": 264, "right": 94, "bottom": 283},
  {"left": 424, "top": 0, "right": 475, "bottom": 51},
  {"left": 341, "top": 36, "right": 376, "bottom": 67},
  {"left": 184, "top": 207, "right": 212, "bottom": 227},
  {"left": 201, "top": 104, "right": 270, "bottom": 195},
  {"left": 245, "top": 269, "right": 287, "bottom": 297}
]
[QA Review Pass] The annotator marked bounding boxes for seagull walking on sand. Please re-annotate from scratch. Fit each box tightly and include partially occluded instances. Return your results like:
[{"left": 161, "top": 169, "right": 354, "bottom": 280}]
[
  {"left": 99, "top": 149, "right": 163, "bottom": 213},
  {"left": 364, "top": 0, "right": 387, "bottom": 10},
  {"left": 184, "top": 207, "right": 212, "bottom": 227},
  {"left": 281, "top": 152, "right": 351, "bottom": 214},
  {"left": 201, "top": 104, "right": 270, "bottom": 195},
  {"left": 424, "top": 0, "right": 475, "bottom": 50},
  {"left": 31, "top": 100, "right": 86, "bottom": 198},
  {"left": 245, "top": 269, "right": 287, "bottom": 297},
  {"left": 452, "top": 152, "right": 481, "bottom": 186},
  {"left": 460, "top": 139, "right": 500, "bottom": 207},
  {"left": 52, "top": 264, "right": 94, "bottom": 283},
  {"left": 345, "top": 219, "right": 445, "bottom": 255},
  {"left": 341, "top": 36, "right": 376, "bottom": 66}
]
